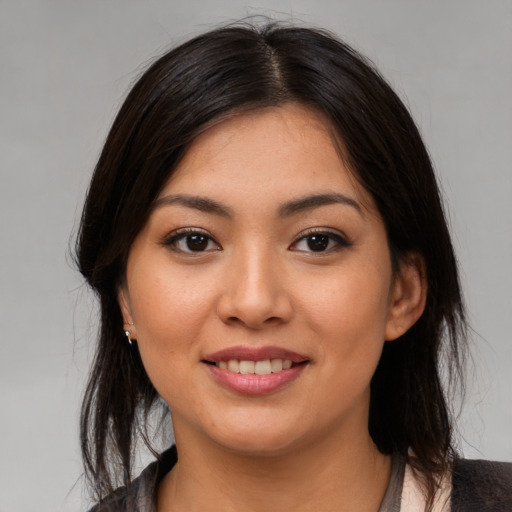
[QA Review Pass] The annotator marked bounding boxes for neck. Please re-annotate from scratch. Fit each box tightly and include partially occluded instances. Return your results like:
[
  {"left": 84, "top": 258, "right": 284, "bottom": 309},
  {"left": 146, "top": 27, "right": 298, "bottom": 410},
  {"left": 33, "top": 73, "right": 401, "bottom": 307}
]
[{"left": 157, "top": 424, "right": 391, "bottom": 512}]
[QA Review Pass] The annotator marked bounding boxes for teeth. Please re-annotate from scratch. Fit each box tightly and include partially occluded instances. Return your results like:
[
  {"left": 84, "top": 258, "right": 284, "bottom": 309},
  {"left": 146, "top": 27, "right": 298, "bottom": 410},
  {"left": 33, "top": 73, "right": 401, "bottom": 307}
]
[
  {"left": 270, "top": 359, "right": 283, "bottom": 373},
  {"left": 216, "top": 359, "right": 293, "bottom": 374},
  {"left": 227, "top": 360, "right": 239, "bottom": 373},
  {"left": 239, "top": 360, "right": 255, "bottom": 375},
  {"left": 255, "top": 360, "right": 271, "bottom": 375}
]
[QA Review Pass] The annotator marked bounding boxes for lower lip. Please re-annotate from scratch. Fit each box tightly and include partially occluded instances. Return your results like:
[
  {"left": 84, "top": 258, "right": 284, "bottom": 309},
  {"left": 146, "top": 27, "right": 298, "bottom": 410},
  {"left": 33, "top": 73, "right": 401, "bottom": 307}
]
[{"left": 206, "top": 363, "right": 307, "bottom": 395}]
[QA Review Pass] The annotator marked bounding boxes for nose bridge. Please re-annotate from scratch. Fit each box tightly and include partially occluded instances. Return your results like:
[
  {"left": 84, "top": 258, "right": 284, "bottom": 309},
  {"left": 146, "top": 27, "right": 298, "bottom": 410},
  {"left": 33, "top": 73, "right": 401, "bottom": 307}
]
[
  {"left": 239, "top": 243, "right": 275, "bottom": 300},
  {"left": 217, "top": 239, "right": 292, "bottom": 328}
]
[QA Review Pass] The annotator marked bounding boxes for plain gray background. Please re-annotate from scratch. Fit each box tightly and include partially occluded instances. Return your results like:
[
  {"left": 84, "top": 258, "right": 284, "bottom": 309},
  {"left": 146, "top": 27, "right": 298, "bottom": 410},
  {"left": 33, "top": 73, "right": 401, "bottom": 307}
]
[{"left": 1, "top": 1, "right": 511, "bottom": 511}]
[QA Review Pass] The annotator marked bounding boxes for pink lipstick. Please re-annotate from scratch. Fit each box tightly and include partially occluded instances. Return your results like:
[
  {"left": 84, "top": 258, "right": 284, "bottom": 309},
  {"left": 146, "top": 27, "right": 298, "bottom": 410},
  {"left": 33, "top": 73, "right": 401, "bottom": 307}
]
[{"left": 202, "top": 346, "right": 309, "bottom": 395}]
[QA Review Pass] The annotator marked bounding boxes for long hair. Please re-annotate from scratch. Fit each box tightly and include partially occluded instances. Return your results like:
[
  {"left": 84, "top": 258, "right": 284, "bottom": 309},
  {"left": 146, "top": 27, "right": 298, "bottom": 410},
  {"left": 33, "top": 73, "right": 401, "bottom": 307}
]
[{"left": 76, "top": 22, "right": 466, "bottom": 506}]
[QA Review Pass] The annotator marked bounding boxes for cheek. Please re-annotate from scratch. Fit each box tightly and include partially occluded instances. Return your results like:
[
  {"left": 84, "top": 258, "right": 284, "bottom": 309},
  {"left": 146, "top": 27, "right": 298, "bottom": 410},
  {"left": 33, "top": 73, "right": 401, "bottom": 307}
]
[
  {"left": 126, "top": 268, "right": 213, "bottom": 385},
  {"left": 307, "top": 262, "right": 391, "bottom": 331},
  {"left": 303, "top": 262, "right": 392, "bottom": 372},
  {"left": 129, "top": 254, "right": 215, "bottom": 337}
]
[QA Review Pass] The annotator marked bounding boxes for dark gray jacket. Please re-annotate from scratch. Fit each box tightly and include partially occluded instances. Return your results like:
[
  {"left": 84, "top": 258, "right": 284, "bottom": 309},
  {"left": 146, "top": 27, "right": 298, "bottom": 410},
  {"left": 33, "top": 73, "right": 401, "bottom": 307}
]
[{"left": 89, "top": 447, "right": 512, "bottom": 511}]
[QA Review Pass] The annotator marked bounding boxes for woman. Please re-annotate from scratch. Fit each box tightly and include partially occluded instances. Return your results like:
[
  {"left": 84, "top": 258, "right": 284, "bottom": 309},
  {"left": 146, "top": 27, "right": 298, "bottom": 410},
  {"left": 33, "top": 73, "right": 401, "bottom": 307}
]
[{"left": 76, "top": 23, "right": 511, "bottom": 511}]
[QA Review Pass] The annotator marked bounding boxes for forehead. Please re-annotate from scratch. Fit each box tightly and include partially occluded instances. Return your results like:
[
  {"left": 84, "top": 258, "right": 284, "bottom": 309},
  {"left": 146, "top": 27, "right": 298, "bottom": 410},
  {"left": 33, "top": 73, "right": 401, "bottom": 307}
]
[{"left": 159, "top": 103, "right": 372, "bottom": 209}]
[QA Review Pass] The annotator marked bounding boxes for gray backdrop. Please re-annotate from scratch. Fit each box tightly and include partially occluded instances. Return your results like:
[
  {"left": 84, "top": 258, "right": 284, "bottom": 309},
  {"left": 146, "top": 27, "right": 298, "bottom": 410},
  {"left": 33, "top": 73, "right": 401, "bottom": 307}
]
[{"left": 1, "top": 1, "right": 511, "bottom": 511}]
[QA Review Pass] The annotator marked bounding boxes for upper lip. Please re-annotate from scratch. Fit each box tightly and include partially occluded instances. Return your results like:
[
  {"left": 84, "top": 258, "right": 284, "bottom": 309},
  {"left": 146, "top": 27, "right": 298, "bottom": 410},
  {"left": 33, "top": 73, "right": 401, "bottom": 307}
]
[{"left": 203, "top": 346, "right": 309, "bottom": 363}]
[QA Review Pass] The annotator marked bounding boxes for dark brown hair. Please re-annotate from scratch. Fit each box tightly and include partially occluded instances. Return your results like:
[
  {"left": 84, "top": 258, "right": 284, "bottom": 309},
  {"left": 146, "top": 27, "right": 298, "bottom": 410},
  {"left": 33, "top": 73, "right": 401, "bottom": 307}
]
[{"left": 76, "top": 22, "right": 466, "bottom": 507}]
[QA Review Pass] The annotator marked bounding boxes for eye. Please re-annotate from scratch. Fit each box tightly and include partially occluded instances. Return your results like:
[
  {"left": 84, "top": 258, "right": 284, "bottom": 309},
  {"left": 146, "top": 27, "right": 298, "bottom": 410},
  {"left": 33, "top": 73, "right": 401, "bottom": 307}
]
[
  {"left": 291, "top": 230, "right": 351, "bottom": 253},
  {"left": 163, "top": 229, "right": 221, "bottom": 253}
]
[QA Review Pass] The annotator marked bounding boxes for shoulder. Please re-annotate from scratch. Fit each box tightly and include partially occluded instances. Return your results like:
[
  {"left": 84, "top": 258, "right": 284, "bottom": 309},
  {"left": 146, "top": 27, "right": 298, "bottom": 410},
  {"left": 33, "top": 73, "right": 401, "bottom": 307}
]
[
  {"left": 87, "top": 446, "right": 178, "bottom": 512},
  {"left": 87, "top": 487, "right": 135, "bottom": 512},
  {"left": 451, "top": 458, "right": 512, "bottom": 512}
]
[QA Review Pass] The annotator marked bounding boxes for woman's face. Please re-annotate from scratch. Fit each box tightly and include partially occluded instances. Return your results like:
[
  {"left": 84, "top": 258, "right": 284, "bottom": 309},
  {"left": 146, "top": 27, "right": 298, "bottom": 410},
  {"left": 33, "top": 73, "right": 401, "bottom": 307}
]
[{"left": 120, "top": 104, "right": 419, "bottom": 455}]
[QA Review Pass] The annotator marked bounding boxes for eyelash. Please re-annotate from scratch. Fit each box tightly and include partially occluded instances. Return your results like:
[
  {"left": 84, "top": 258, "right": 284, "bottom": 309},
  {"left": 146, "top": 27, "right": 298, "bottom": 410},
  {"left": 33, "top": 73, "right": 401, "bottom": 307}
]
[
  {"left": 161, "top": 228, "right": 352, "bottom": 254},
  {"left": 290, "top": 229, "right": 352, "bottom": 253},
  {"left": 162, "top": 228, "right": 221, "bottom": 254}
]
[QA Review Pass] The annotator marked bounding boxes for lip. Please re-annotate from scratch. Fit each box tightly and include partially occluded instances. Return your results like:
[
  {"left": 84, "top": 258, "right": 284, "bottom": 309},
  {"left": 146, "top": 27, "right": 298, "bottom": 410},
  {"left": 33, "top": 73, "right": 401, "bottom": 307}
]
[
  {"left": 206, "top": 364, "right": 307, "bottom": 395},
  {"left": 203, "top": 346, "right": 308, "bottom": 364},
  {"left": 202, "top": 346, "right": 309, "bottom": 396}
]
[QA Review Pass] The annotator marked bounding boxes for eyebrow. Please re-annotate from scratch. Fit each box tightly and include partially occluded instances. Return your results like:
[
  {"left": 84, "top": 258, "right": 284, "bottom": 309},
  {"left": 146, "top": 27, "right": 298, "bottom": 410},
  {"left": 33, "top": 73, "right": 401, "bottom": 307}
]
[
  {"left": 278, "top": 193, "right": 363, "bottom": 217},
  {"left": 152, "top": 192, "right": 362, "bottom": 218},
  {"left": 152, "top": 194, "right": 233, "bottom": 217}
]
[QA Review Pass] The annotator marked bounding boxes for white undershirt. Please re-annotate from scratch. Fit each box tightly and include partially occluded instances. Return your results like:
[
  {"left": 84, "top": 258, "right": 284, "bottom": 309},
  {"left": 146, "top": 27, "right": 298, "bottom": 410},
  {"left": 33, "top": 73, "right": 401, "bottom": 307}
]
[{"left": 401, "top": 463, "right": 452, "bottom": 512}]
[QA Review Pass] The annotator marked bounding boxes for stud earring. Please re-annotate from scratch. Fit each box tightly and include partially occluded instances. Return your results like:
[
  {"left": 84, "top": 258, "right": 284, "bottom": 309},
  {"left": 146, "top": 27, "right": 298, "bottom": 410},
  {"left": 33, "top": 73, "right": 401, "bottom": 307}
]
[{"left": 125, "top": 330, "right": 133, "bottom": 345}]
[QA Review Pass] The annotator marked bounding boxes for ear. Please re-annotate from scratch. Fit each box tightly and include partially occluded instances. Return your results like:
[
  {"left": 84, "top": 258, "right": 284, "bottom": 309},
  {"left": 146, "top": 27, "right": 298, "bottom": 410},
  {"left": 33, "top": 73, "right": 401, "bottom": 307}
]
[
  {"left": 385, "top": 252, "right": 427, "bottom": 341},
  {"left": 118, "top": 286, "right": 138, "bottom": 340}
]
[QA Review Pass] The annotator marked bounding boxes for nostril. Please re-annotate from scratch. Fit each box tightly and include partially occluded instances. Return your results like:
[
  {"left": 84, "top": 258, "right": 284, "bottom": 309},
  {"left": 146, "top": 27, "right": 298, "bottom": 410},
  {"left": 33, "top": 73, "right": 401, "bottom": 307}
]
[
  {"left": 225, "top": 315, "right": 283, "bottom": 329},
  {"left": 216, "top": 290, "right": 293, "bottom": 329}
]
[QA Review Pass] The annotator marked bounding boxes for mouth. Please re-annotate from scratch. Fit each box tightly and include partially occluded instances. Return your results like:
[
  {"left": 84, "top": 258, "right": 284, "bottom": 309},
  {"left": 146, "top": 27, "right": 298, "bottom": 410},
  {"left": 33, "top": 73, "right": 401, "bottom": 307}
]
[
  {"left": 203, "top": 358, "right": 306, "bottom": 375},
  {"left": 202, "top": 346, "right": 309, "bottom": 395}
]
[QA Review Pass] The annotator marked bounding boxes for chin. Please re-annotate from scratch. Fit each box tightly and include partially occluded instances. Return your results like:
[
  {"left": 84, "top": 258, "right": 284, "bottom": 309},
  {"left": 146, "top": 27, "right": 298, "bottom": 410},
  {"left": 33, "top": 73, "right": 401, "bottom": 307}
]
[
  {"left": 207, "top": 416, "right": 309, "bottom": 457},
  {"left": 219, "top": 434, "right": 302, "bottom": 458}
]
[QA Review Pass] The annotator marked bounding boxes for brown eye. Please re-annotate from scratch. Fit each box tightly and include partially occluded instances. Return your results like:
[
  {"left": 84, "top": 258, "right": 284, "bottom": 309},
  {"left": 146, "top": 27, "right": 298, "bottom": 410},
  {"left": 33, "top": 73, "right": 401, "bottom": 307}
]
[
  {"left": 306, "top": 234, "right": 330, "bottom": 252},
  {"left": 163, "top": 230, "right": 220, "bottom": 253},
  {"left": 185, "top": 234, "right": 210, "bottom": 251},
  {"left": 290, "top": 230, "right": 351, "bottom": 253}
]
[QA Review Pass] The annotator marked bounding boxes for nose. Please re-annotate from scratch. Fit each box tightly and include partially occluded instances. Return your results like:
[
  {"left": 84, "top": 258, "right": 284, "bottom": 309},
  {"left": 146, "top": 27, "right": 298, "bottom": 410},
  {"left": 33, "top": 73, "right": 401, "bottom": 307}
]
[{"left": 216, "top": 247, "right": 293, "bottom": 329}]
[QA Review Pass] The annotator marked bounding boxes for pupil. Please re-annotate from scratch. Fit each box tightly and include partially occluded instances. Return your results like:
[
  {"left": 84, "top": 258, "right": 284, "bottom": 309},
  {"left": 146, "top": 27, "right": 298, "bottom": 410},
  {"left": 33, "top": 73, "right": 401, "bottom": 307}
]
[
  {"left": 186, "top": 235, "right": 208, "bottom": 251},
  {"left": 307, "top": 234, "right": 329, "bottom": 251}
]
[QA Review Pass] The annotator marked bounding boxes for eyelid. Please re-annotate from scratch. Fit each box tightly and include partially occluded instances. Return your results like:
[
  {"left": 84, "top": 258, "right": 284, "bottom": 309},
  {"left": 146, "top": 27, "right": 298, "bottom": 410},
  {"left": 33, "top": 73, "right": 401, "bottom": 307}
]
[
  {"left": 161, "top": 227, "right": 221, "bottom": 253},
  {"left": 289, "top": 227, "right": 352, "bottom": 252}
]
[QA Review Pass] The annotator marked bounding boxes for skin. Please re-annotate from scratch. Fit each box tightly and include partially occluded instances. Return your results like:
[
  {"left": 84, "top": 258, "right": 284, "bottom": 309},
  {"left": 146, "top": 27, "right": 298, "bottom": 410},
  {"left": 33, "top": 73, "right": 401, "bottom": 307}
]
[{"left": 119, "top": 104, "right": 426, "bottom": 511}]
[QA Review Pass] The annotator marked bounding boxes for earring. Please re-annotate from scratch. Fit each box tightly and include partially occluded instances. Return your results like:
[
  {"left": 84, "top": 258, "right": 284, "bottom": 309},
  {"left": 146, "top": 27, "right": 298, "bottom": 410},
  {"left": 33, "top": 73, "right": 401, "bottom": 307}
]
[{"left": 125, "top": 330, "right": 133, "bottom": 345}]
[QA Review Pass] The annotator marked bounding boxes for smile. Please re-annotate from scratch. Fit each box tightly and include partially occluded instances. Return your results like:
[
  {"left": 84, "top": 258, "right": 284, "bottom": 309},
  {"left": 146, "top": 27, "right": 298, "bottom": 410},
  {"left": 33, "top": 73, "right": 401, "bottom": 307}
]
[
  {"left": 214, "top": 359, "right": 293, "bottom": 375},
  {"left": 203, "top": 346, "right": 309, "bottom": 395}
]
